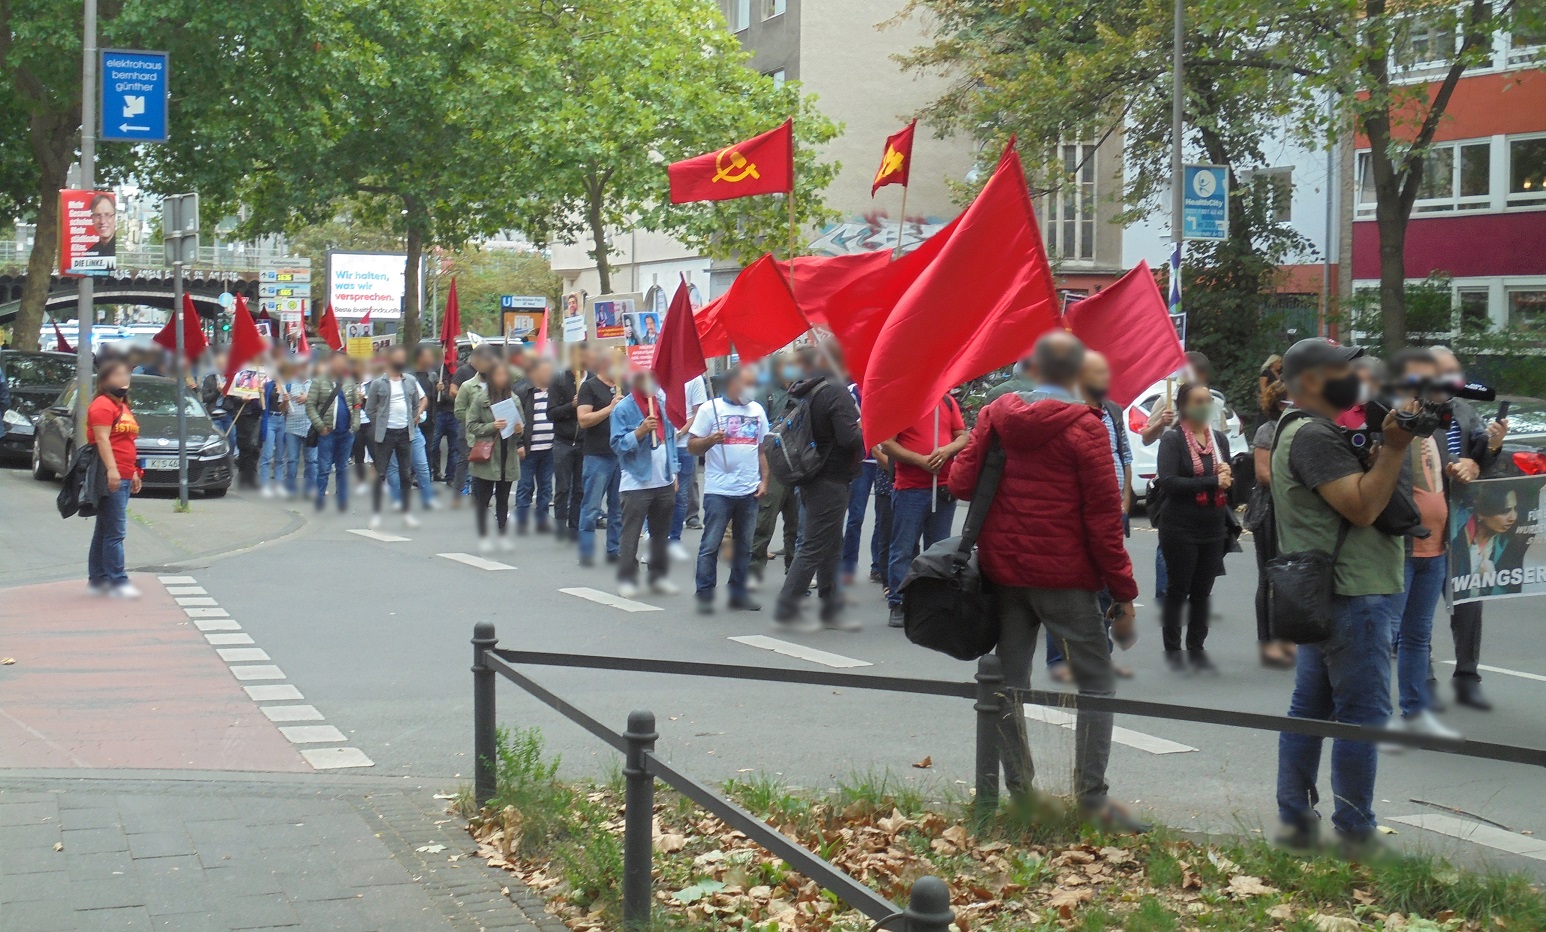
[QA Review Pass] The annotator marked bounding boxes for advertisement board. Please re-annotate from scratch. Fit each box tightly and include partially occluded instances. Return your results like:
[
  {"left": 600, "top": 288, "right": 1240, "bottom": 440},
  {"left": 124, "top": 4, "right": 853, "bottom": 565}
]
[
  {"left": 59, "top": 190, "right": 118, "bottom": 276},
  {"left": 327, "top": 251, "right": 407, "bottom": 320}
]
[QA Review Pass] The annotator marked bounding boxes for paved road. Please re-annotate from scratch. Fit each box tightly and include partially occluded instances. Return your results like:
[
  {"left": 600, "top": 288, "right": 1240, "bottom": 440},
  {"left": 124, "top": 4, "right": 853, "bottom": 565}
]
[{"left": 5, "top": 465, "right": 1546, "bottom": 880}]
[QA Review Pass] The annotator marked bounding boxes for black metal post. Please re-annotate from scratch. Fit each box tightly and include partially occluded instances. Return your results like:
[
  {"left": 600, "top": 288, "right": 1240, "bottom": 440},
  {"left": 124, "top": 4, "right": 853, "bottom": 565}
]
[
  {"left": 472, "top": 622, "right": 498, "bottom": 807},
  {"left": 622, "top": 709, "right": 658, "bottom": 931},
  {"left": 973, "top": 654, "right": 1004, "bottom": 824},
  {"left": 900, "top": 876, "right": 954, "bottom": 931}
]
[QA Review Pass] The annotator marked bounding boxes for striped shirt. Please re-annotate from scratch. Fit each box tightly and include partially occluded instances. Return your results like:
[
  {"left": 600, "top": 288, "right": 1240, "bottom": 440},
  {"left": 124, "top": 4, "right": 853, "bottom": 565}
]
[
  {"left": 529, "top": 390, "right": 554, "bottom": 452},
  {"left": 1446, "top": 420, "right": 1463, "bottom": 459}
]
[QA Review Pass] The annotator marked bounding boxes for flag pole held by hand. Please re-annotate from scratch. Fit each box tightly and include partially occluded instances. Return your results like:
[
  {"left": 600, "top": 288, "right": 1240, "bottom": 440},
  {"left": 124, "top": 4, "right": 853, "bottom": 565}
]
[
  {"left": 930, "top": 403, "right": 940, "bottom": 513},
  {"left": 648, "top": 395, "right": 659, "bottom": 450}
]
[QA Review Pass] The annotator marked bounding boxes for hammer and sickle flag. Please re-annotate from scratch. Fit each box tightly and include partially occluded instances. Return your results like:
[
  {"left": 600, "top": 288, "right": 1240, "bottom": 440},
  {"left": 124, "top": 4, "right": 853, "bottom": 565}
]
[
  {"left": 668, "top": 119, "right": 794, "bottom": 204},
  {"left": 871, "top": 120, "right": 916, "bottom": 196}
]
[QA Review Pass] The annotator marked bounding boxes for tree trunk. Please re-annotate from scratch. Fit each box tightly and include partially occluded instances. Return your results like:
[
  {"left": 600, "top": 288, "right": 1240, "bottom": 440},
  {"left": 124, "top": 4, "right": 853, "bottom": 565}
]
[
  {"left": 402, "top": 218, "right": 424, "bottom": 348},
  {"left": 14, "top": 114, "right": 76, "bottom": 352},
  {"left": 1374, "top": 204, "right": 1407, "bottom": 356},
  {"left": 584, "top": 172, "right": 611, "bottom": 295}
]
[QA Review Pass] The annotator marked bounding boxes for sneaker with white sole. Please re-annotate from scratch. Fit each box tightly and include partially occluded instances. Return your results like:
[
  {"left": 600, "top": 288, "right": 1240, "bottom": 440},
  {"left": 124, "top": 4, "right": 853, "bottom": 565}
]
[
  {"left": 618, "top": 581, "right": 641, "bottom": 599},
  {"left": 498, "top": 535, "right": 515, "bottom": 552},
  {"left": 650, "top": 579, "right": 680, "bottom": 596},
  {"left": 87, "top": 581, "right": 112, "bottom": 596},
  {"left": 1405, "top": 709, "right": 1461, "bottom": 740},
  {"left": 110, "top": 583, "right": 142, "bottom": 599},
  {"left": 478, "top": 537, "right": 495, "bottom": 553},
  {"left": 668, "top": 542, "right": 689, "bottom": 562},
  {"left": 403, "top": 513, "right": 421, "bottom": 529}
]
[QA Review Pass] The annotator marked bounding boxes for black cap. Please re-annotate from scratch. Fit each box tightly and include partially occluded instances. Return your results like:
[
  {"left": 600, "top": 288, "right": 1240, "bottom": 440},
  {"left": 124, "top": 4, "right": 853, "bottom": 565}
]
[{"left": 1281, "top": 338, "right": 1363, "bottom": 382}]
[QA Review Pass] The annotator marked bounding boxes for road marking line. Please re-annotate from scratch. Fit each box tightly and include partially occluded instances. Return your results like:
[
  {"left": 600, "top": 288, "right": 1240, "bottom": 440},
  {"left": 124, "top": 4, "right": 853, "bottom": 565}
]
[
  {"left": 244, "top": 684, "right": 303, "bottom": 701},
  {"left": 157, "top": 575, "right": 197, "bottom": 585},
  {"left": 1439, "top": 660, "right": 1546, "bottom": 683},
  {"left": 205, "top": 633, "right": 254, "bottom": 645},
  {"left": 193, "top": 619, "right": 241, "bottom": 632},
  {"left": 183, "top": 607, "right": 230, "bottom": 619},
  {"left": 216, "top": 647, "right": 271, "bottom": 663},
  {"left": 175, "top": 596, "right": 218, "bottom": 607},
  {"left": 348, "top": 528, "right": 411, "bottom": 543},
  {"left": 279, "top": 724, "right": 348, "bottom": 744},
  {"left": 560, "top": 586, "right": 664, "bottom": 613},
  {"left": 728, "top": 635, "right": 873, "bottom": 669},
  {"left": 1388, "top": 814, "right": 1546, "bottom": 861},
  {"left": 1023, "top": 706, "right": 1197, "bottom": 755},
  {"left": 438, "top": 552, "right": 516, "bottom": 571},
  {"left": 165, "top": 586, "right": 207, "bottom": 596},
  {"left": 300, "top": 747, "right": 374, "bottom": 769},
  {"left": 261, "top": 705, "right": 325, "bottom": 723},
  {"left": 229, "top": 664, "right": 285, "bottom": 681}
]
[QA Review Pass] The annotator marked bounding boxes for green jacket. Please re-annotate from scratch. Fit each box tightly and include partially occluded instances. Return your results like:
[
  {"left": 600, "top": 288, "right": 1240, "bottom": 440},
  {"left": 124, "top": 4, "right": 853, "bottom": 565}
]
[
  {"left": 454, "top": 372, "right": 484, "bottom": 428},
  {"left": 305, "top": 375, "right": 362, "bottom": 433},
  {"left": 462, "top": 381, "right": 521, "bottom": 483}
]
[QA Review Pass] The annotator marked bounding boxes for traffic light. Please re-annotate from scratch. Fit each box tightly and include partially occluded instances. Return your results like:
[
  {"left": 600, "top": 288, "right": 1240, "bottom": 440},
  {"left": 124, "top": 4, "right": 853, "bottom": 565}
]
[{"left": 220, "top": 312, "right": 231, "bottom": 334}]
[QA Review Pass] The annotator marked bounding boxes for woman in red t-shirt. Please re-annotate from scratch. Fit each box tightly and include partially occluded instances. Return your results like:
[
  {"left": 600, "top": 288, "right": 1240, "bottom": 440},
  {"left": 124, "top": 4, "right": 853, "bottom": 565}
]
[{"left": 86, "top": 359, "right": 143, "bottom": 598}]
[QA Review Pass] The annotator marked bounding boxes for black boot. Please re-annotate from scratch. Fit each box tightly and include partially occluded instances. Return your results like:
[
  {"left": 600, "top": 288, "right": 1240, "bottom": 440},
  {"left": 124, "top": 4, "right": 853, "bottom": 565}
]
[{"left": 1455, "top": 678, "right": 1493, "bottom": 711}]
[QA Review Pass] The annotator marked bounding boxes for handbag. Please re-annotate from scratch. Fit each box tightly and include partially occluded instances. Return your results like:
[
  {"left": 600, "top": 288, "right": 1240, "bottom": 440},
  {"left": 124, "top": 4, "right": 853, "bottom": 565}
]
[
  {"left": 899, "top": 434, "right": 1004, "bottom": 661},
  {"left": 1266, "top": 520, "right": 1350, "bottom": 644},
  {"left": 304, "top": 425, "right": 320, "bottom": 448},
  {"left": 467, "top": 439, "right": 495, "bottom": 463}
]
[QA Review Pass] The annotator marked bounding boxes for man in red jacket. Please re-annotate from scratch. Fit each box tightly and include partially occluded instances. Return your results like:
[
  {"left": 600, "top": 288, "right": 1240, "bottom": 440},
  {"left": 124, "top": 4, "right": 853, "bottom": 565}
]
[{"left": 949, "top": 331, "right": 1146, "bottom": 832}]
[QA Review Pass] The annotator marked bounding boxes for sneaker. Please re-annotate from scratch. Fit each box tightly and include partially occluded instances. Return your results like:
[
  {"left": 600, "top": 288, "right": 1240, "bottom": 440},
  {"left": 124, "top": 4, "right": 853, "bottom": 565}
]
[
  {"left": 1188, "top": 651, "right": 1218, "bottom": 675},
  {"left": 425, "top": 498, "right": 441, "bottom": 511},
  {"left": 747, "top": 573, "right": 762, "bottom": 592},
  {"left": 403, "top": 513, "right": 421, "bottom": 529},
  {"left": 498, "top": 535, "right": 516, "bottom": 552},
  {"left": 868, "top": 569, "right": 884, "bottom": 583},
  {"left": 605, "top": 553, "right": 619, "bottom": 565},
  {"left": 1455, "top": 678, "right": 1493, "bottom": 711},
  {"left": 1164, "top": 651, "right": 1188, "bottom": 674},
  {"left": 1275, "top": 818, "right": 1321, "bottom": 853},
  {"left": 516, "top": 522, "right": 530, "bottom": 536},
  {"left": 618, "top": 581, "right": 640, "bottom": 599},
  {"left": 578, "top": 555, "right": 595, "bottom": 568},
  {"left": 1336, "top": 831, "right": 1388, "bottom": 864},
  {"left": 1047, "top": 661, "right": 1073, "bottom": 683},
  {"left": 478, "top": 537, "right": 495, "bottom": 553},
  {"left": 778, "top": 614, "right": 821, "bottom": 634},
  {"left": 1078, "top": 800, "right": 1151, "bottom": 835},
  {"left": 728, "top": 597, "right": 761, "bottom": 612},
  {"left": 87, "top": 581, "right": 111, "bottom": 596},
  {"left": 1379, "top": 716, "right": 1407, "bottom": 754},
  {"left": 369, "top": 514, "right": 383, "bottom": 529},
  {"left": 650, "top": 579, "right": 680, "bottom": 596},
  {"left": 1404, "top": 709, "right": 1461, "bottom": 741},
  {"left": 536, "top": 522, "right": 552, "bottom": 534},
  {"left": 110, "top": 582, "right": 142, "bottom": 600},
  {"left": 823, "top": 606, "right": 861, "bottom": 633},
  {"left": 696, "top": 600, "right": 715, "bottom": 616},
  {"left": 685, "top": 518, "right": 703, "bottom": 530},
  {"left": 260, "top": 484, "right": 275, "bottom": 499},
  {"left": 666, "top": 541, "right": 688, "bottom": 562},
  {"left": 887, "top": 606, "right": 905, "bottom": 629}
]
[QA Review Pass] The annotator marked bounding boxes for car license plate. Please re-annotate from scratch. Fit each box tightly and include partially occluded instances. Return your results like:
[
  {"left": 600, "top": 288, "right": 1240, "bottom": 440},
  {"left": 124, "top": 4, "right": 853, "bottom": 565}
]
[{"left": 142, "top": 457, "right": 179, "bottom": 471}]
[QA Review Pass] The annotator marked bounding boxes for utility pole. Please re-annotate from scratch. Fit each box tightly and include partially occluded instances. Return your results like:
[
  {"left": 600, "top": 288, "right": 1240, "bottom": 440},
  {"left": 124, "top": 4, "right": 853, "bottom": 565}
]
[
  {"left": 1169, "top": 0, "right": 1184, "bottom": 325},
  {"left": 74, "top": 0, "right": 98, "bottom": 443},
  {"left": 164, "top": 194, "right": 199, "bottom": 511}
]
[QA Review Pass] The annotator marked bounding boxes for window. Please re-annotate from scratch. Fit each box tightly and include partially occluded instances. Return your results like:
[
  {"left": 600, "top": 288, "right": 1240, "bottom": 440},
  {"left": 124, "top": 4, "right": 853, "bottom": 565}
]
[
  {"left": 1243, "top": 167, "right": 1293, "bottom": 222},
  {"left": 1393, "top": 15, "right": 1457, "bottom": 71},
  {"left": 1509, "top": 137, "right": 1546, "bottom": 205},
  {"left": 1458, "top": 289, "right": 1490, "bottom": 332},
  {"left": 769, "top": 69, "right": 786, "bottom": 88},
  {"left": 1044, "top": 142, "right": 1096, "bottom": 261},
  {"left": 1508, "top": 289, "right": 1546, "bottom": 332},
  {"left": 762, "top": 0, "right": 785, "bottom": 19},
  {"left": 1355, "top": 141, "right": 1490, "bottom": 215},
  {"left": 1508, "top": 22, "right": 1546, "bottom": 66},
  {"left": 730, "top": 0, "right": 750, "bottom": 31}
]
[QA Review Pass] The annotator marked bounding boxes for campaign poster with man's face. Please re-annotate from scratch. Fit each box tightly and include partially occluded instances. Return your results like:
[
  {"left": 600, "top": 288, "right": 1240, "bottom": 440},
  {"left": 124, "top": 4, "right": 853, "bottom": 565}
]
[
  {"left": 561, "top": 291, "right": 588, "bottom": 344},
  {"left": 60, "top": 190, "right": 118, "bottom": 276}
]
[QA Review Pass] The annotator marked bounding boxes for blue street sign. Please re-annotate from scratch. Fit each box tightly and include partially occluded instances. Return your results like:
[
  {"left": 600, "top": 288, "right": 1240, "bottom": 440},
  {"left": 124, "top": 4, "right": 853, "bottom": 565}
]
[
  {"left": 1182, "top": 164, "right": 1229, "bottom": 241},
  {"left": 100, "top": 50, "right": 169, "bottom": 143}
]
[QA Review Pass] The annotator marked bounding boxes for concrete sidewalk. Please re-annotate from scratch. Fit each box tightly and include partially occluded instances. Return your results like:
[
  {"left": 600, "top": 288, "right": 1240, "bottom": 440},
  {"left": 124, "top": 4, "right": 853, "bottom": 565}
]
[{"left": 0, "top": 771, "right": 564, "bottom": 932}]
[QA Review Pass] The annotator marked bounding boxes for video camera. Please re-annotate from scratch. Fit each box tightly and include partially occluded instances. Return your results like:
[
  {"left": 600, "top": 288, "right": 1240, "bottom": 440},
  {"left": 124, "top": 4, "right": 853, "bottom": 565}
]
[{"left": 1344, "top": 376, "right": 1496, "bottom": 453}]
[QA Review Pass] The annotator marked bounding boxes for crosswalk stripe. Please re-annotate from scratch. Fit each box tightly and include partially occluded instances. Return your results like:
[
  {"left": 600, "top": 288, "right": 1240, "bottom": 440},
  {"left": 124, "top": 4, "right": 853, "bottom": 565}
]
[
  {"left": 216, "top": 647, "right": 271, "bottom": 663},
  {"left": 205, "top": 633, "right": 254, "bottom": 645},
  {"left": 165, "top": 586, "right": 207, "bottom": 596},
  {"left": 438, "top": 552, "right": 516, "bottom": 571},
  {"left": 559, "top": 586, "right": 664, "bottom": 613},
  {"left": 278, "top": 724, "right": 348, "bottom": 744},
  {"left": 1388, "top": 814, "right": 1546, "bottom": 861},
  {"left": 183, "top": 607, "right": 230, "bottom": 618},
  {"left": 300, "top": 747, "right": 374, "bottom": 769},
  {"left": 175, "top": 596, "right": 218, "bottom": 607},
  {"left": 157, "top": 575, "right": 197, "bottom": 585},
  {"left": 1439, "top": 660, "right": 1546, "bottom": 683},
  {"left": 1023, "top": 705, "right": 1197, "bottom": 755},
  {"left": 229, "top": 664, "right": 285, "bottom": 681},
  {"left": 193, "top": 618, "right": 241, "bottom": 632},
  {"left": 243, "top": 684, "right": 304, "bottom": 701},
  {"left": 348, "top": 528, "right": 411, "bottom": 542},
  {"left": 728, "top": 635, "right": 872, "bottom": 669},
  {"left": 261, "top": 705, "right": 324, "bottom": 723}
]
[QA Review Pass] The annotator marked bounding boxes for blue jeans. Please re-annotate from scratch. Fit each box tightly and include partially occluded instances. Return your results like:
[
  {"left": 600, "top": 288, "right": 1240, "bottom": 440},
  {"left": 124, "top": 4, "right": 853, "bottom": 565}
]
[
  {"left": 579, "top": 454, "right": 622, "bottom": 560},
  {"left": 1393, "top": 555, "right": 1447, "bottom": 718},
  {"left": 841, "top": 461, "right": 876, "bottom": 577},
  {"left": 1155, "top": 548, "right": 1168, "bottom": 598},
  {"left": 88, "top": 485, "right": 132, "bottom": 587},
  {"left": 282, "top": 433, "right": 317, "bottom": 495},
  {"left": 696, "top": 492, "right": 758, "bottom": 602},
  {"left": 258, "top": 415, "right": 286, "bottom": 485},
  {"left": 887, "top": 487, "right": 956, "bottom": 608},
  {"left": 431, "top": 410, "right": 461, "bottom": 483},
  {"left": 387, "top": 426, "right": 436, "bottom": 508},
  {"left": 314, "top": 429, "right": 353, "bottom": 511},
  {"left": 670, "top": 448, "right": 696, "bottom": 541},
  {"left": 1276, "top": 592, "right": 1398, "bottom": 838},
  {"left": 516, "top": 447, "right": 555, "bottom": 528}
]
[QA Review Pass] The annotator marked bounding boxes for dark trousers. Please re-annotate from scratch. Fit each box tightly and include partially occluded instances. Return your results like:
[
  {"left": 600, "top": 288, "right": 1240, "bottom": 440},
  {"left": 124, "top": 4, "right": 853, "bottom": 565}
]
[
  {"left": 774, "top": 476, "right": 849, "bottom": 621},
  {"left": 1158, "top": 533, "right": 1226, "bottom": 652},
  {"left": 751, "top": 476, "right": 799, "bottom": 576},
  {"left": 553, "top": 440, "right": 584, "bottom": 532},
  {"left": 234, "top": 413, "right": 262, "bottom": 488},
  {"left": 516, "top": 447, "right": 554, "bottom": 528},
  {"left": 841, "top": 461, "right": 876, "bottom": 577},
  {"left": 872, "top": 488, "right": 893, "bottom": 580},
  {"left": 619, "top": 484, "right": 675, "bottom": 584},
  {"left": 371, "top": 427, "right": 414, "bottom": 513},
  {"left": 431, "top": 409, "right": 461, "bottom": 482},
  {"left": 352, "top": 429, "right": 371, "bottom": 482},
  {"left": 471, "top": 477, "right": 512, "bottom": 537},
  {"left": 1450, "top": 601, "right": 1483, "bottom": 682},
  {"left": 1254, "top": 532, "right": 1272, "bottom": 642}
]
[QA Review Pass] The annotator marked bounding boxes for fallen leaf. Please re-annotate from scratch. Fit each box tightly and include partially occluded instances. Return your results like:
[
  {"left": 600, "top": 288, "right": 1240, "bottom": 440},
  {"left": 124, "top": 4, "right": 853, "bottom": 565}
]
[
  {"left": 415, "top": 844, "right": 446, "bottom": 854},
  {"left": 432, "top": 793, "right": 457, "bottom": 800},
  {"left": 1, "top": 658, "right": 15, "bottom": 665},
  {"left": 53, "top": 842, "right": 63, "bottom": 851},
  {"left": 1226, "top": 875, "right": 1278, "bottom": 898},
  {"left": 1048, "top": 887, "right": 1092, "bottom": 918},
  {"left": 656, "top": 834, "right": 687, "bottom": 853},
  {"left": 912, "top": 756, "right": 933, "bottom": 769},
  {"left": 1309, "top": 914, "right": 1363, "bottom": 932},
  {"left": 1352, "top": 888, "right": 1375, "bottom": 905},
  {"left": 1268, "top": 903, "right": 1294, "bottom": 921},
  {"left": 671, "top": 880, "right": 725, "bottom": 904}
]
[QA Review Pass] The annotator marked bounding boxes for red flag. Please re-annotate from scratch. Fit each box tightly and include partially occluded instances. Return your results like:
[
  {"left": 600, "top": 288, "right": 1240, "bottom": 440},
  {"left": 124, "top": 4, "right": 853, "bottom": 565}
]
[
  {"left": 668, "top": 120, "right": 794, "bottom": 204},
  {"left": 221, "top": 295, "right": 268, "bottom": 394},
  {"left": 51, "top": 321, "right": 73, "bottom": 353},
  {"left": 152, "top": 294, "right": 210, "bottom": 362},
  {"left": 861, "top": 142, "right": 1059, "bottom": 447},
  {"left": 439, "top": 278, "right": 462, "bottom": 364},
  {"left": 359, "top": 308, "right": 372, "bottom": 331},
  {"left": 318, "top": 302, "right": 345, "bottom": 352},
  {"left": 295, "top": 323, "right": 311, "bottom": 357},
  {"left": 871, "top": 120, "right": 916, "bottom": 196},
  {"left": 695, "top": 293, "right": 731, "bottom": 358},
  {"left": 535, "top": 306, "right": 550, "bottom": 356},
  {"left": 774, "top": 252, "right": 893, "bottom": 327},
  {"left": 711, "top": 254, "right": 809, "bottom": 361},
  {"left": 1063, "top": 261, "right": 1187, "bottom": 409},
  {"left": 651, "top": 278, "right": 708, "bottom": 427}
]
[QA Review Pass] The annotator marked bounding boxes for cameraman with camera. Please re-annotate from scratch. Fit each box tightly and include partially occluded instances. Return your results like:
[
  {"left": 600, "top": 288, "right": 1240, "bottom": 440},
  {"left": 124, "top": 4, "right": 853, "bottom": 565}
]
[{"left": 1272, "top": 339, "right": 1418, "bottom": 856}]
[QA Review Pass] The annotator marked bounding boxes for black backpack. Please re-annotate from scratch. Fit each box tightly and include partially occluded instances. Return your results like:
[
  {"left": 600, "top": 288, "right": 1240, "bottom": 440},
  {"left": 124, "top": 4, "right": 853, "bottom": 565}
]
[{"left": 761, "top": 378, "right": 831, "bottom": 487}]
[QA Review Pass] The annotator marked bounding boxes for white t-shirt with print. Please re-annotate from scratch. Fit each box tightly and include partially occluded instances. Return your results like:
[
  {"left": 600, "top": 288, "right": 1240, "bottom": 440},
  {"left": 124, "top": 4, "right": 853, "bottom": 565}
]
[{"left": 689, "top": 399, "right": 767, "bottom": 497}]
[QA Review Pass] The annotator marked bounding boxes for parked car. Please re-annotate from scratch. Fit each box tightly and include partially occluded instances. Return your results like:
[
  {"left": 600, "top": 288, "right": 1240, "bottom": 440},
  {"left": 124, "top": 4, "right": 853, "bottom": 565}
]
[
  {"left": 31, "top": 375, "right": 233, "bottom": 496},
  {"left": 1, "top": 349, "right": 81, "bottom": 462},
  {"left": 1123, "top": 379, "right": 1247, "bottom": 503}
]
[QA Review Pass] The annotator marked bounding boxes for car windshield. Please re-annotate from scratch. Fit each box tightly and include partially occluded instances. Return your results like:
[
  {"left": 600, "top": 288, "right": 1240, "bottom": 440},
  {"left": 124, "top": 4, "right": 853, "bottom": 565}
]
[
  {"left": 128, "top": 380, "right": 207, "bottom": 419},
  {"left": 4, "top": 353, "right": 77, "bottom": 387}
]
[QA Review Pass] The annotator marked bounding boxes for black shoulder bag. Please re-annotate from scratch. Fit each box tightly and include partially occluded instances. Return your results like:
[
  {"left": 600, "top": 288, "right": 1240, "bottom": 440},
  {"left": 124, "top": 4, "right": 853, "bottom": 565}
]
[
  {"left": 1263, "top": 412, "right": 1349, "bottom": 644},
  {"left": 899, "top": 433, "right": 1005, "bottom": 661}
]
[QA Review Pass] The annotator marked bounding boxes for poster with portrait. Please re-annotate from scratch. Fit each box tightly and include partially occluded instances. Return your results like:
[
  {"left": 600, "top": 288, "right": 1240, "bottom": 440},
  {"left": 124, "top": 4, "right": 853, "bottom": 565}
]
[
  {"left": 227, "top": 367, "right": 266, "bottom": 401},
  {"left": 623, "top": 310, "right": 662, "bottom": 369},
  {"left": 1449, "top": 475, "right": 1546, "bottom": 605},
  {"left": 589, "top": 294, "right": 638, "bottom": 343},
  {"left": 345, "top": 321, "right": 374, "bottom": 360},
  {"left": 561, "top": 291, "right": 588, "bottom": 344},
  {"left": 59, "top": 190, "right": 118, "bottom": 276},
  {"left": 281, "top": 316, "right": 307, "bottom": 356}
]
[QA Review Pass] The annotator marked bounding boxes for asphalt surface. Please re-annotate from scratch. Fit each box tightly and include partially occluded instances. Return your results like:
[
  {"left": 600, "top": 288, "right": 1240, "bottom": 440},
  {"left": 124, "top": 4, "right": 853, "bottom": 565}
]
[{"left": 5, "top": 464, "right": 1546, "bottom": 879}]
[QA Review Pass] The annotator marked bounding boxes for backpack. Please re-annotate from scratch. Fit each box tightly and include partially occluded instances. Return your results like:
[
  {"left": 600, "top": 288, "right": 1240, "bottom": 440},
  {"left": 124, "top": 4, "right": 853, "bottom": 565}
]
[{"left": 760, "top": 378, "right": 831, "bottom": 486}]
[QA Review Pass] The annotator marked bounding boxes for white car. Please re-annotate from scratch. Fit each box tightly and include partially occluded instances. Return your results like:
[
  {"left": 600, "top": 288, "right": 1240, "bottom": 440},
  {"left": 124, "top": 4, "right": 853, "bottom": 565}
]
[{"left": 1123, "top": 379, "right": 1247, "bottom": 503}]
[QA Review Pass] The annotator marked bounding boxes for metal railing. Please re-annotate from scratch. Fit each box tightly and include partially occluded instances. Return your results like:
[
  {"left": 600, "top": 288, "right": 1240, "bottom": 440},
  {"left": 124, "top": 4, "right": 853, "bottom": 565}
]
[
  {"left": 0, "top": 240, "right": 276, "bottom": 277},
  {"left": 470, "top": 622, "right": 1546, "bottom": 929}
]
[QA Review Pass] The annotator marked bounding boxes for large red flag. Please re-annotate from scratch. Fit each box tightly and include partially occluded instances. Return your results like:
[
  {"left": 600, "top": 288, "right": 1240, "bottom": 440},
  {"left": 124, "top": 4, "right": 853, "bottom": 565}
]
[
  {"left": 668, "top": 120, "right": 794, "bottom": 204},
  {"left": 861, "top": 142, "right": 1059, "bottom": 447},
  {"left": 318, "top": 302, "right": 345, "bottom": 352},
  {"left": 871, "top": 120, "right": 916, "bottom": 196},
  {"left": 651, "top": 278, "right": 708, "bottom": 428},
  {"left": 439, "top": 277, "right": 462, "bottom": 364},
  {"left": 295, "top": 325, "right": 310, "bottom": 358},
  {"left": 52, "top": 320, "right": 73, "bottom": 353},
  {"left": 1063, "top": 261, "right": 1186, "bottom": 408},
  {"left": 709, "top": 254, "right": 809, "bottom": 361},
  {"left": 694, "top": 293, "right": 731, "bottom": 358},
  {"left": 535, "top": 308, "right": 550, "bottom": 356},
  {"left": 775, "top": 251, "right": 893, "bottom": 327},
  {"left": 221, "top": 295, "right": 268, "bottom": 393},
  {"left": 152, "top": 294, "right": 210, "bottom": 362}
]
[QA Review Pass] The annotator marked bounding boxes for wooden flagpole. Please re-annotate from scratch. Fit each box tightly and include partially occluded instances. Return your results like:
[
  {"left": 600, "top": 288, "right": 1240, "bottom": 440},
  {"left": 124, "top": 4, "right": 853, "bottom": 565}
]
[{"left": 892, "top": 183, "right": 910, "bottom": 260}]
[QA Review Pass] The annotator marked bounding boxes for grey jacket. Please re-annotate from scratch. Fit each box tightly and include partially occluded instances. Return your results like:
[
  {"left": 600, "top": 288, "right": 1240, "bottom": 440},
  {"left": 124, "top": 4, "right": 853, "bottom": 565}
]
[{"left": 364, "top": 374, "right": 425, "bottom": 443}]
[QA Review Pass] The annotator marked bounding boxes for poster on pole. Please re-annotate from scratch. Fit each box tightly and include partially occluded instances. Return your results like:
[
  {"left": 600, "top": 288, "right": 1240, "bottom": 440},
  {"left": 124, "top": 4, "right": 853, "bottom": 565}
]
[
  {"left": 1449, "top": 475, "right": 1546, "bottom": 605},
  {"left": 59, "top": 190, "right": 118, "bottom": 276},
  {"left": 624, "top": 309, "right": 662, "bottom": 370},
  {"left": 327, "top": 251, "right": 407, "bottom": 320},
  {"left": 561, "top": 292, "right": 588, "bottom": 344},
  {"left": 1182, "top": 165, "right": 1229, "bottom": 242},
  {"left": 345, "top": 322, "right": 374, "bottom": 360},
  {"left": 589, "top": 293, "right": 639, "bottom": 344}
]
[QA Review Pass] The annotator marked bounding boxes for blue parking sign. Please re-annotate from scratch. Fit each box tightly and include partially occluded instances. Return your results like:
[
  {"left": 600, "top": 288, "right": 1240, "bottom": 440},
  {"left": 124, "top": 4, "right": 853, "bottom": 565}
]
[
  {"left": 100, "top": 50, "right": 169, "bottom": 143},
  {"left": 1182, "top": 164, "right": 1229, "bottom": 241}
]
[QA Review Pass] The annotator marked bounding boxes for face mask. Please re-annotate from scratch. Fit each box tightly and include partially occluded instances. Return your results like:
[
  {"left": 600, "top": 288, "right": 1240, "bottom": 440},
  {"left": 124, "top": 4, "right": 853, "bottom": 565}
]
[
  {"left": 755, "top": 369, "right": 772, "bottom": 387},
  {"left": 781, "top": 365, "right": 801, "bottom": 383},
  {"left": 1184, "top": 404, "right": 1212, "bottom": 425},
  {"left": 107, "top": 386, "right": 129, "bottom": 399},
  {"left": 1322, "top": 371, "right": 1362, "bottom": 411},
  {"left": 1357, "top": 381, "right": 1373, "bottom": 405},
  {"left": 1086, "top": 386, "right": 1108, "bottom": 405}
]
